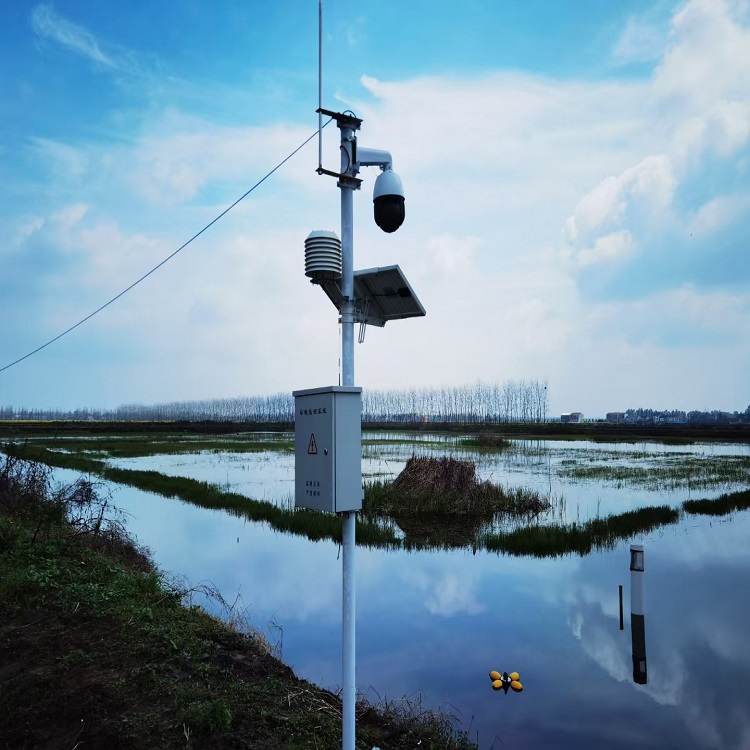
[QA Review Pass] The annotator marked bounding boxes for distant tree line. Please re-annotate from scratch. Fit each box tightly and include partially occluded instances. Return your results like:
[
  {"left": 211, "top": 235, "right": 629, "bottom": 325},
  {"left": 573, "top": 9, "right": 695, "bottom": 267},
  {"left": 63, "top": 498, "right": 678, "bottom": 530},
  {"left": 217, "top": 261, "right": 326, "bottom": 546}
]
[
  {"left": 1, "top": 379, "right": 550, "bottom": 424},
  {"left": 610, "top": 407, "right": 750, "bottom": 425},
  {"left": 362, "top": 380, "right": 549, "bottom": 423}
]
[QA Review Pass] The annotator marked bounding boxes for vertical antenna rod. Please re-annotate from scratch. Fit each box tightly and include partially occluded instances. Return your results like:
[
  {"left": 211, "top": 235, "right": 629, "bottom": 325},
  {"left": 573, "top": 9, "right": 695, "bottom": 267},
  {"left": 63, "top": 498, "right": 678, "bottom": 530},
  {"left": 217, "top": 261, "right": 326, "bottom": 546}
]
[{"left": 318, "top": 0, "right": 323, "bottom": 171}]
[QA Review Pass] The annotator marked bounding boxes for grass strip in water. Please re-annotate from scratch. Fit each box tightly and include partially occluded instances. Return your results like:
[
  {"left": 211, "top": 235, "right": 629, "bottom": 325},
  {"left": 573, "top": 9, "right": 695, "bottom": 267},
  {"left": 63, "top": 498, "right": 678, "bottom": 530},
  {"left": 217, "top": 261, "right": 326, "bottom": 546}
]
[
  {"left": 103, "top": 467, "right": 397, "bottom": 546},
  {"left": 482, "top": 505, "right": 679, "bottom": 558},
  {"left": 15, "top": 435, "right": 294, "bottom": 458},
  {"left": 560, "top": 455, "right": 750, "bottom": 490},
  {"left": 682, "top": 489, "right": 750, "bottom": 516},
  {"left": 3, "top": 443, "right": 397, "bottom": 548}
]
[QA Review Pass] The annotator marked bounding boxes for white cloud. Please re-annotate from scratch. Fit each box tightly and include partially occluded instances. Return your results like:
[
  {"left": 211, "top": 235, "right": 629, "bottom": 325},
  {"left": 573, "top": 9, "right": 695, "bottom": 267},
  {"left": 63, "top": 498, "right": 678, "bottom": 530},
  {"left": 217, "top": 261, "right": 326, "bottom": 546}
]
[
  {"left": 689, "top": 193, "right": 750, "bottom": 235},
  {"left": 30, "top": 3, "right": 148, "bottom": 80},
  {"left": 564, "top": 155, "right": 676, "bottom": 249},
  {"left": 614, "top": 13, "right": 668, "bottom": 64},
  {"left": 654, "top": 0, "right": 750, "bottom": 110},
  {"left": 28, "top": 137, "right": 91, "bottom": 180},
  {"left": 417, "top": 235, "right": 482, "bottom": 280},
  {"left": 586, "top": 286, "right": 750, "bottom": 348},
  {"left": 673, "top": 101, "right": 750, "bottom": 167},
  {"left": 31, "top": 3, "right": 114, "bottom": 68},
  {"left": 575, "top": 230, "right": 635, "bottom": 268}
]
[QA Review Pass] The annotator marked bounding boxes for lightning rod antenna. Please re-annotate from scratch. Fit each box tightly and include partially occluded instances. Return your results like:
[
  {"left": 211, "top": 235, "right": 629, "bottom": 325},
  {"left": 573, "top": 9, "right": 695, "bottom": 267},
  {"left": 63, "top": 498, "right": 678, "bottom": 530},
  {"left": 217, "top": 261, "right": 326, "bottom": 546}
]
[{"left": 318, "top": 0, "right": 323, "bottom": 171}]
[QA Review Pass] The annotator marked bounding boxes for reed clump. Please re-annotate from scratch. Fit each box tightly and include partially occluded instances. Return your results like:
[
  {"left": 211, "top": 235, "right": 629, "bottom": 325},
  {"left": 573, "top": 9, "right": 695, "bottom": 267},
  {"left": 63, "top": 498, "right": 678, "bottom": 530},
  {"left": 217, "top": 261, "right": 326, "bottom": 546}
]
[
  {"left": 482, "top": 505, "right": 679, "bottom": 557},
  {"left": 365, "top": 456, "right": 549, "bottom": 517},
  {"left": 464, "top": 434, "right": 511, "bottom": 450},
  {"left": 683, "top": 489, "right": 750, "bottom": 516}
]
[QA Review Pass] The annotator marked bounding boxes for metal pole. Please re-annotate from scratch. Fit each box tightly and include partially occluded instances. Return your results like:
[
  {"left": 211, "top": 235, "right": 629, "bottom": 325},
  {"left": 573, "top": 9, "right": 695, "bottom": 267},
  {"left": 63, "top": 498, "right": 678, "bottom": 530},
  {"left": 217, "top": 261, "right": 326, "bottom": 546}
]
[
  {"left": 342, "top": 511, "right": 356, "bottom": 748},
  {"left": 339, "top": 121, "right": 356, "bottom": 750}
]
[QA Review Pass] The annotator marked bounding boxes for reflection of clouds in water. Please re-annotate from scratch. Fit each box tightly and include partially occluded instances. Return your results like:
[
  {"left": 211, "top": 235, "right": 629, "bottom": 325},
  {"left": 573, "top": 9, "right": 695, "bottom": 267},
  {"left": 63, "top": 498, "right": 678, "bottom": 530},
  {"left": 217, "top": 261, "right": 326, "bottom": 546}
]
[
  {"left": 696, "top": 614, "right": 750, "bottom": 669},
  {"left": 106, "top": 483, "right": 343, "bottom": 624},
  {"left": 564, "top": 579, "right": 621, "bottom": 620},
  {"left": 569, "top": 606, "right": 631, "bottom": 683},
  {"left": 401, "top": 567, "right": 486, "bottom": 617},
  {"left": 568, "top": 600, "right": 685, "bottom": 707},
  {"left": 650, "top": 515, "right": 750, "bottom": 566},
  {"left": 562, "top": 531, "right": 750, "bottom": 749},
  {"left": 108, "top": 450, "right": 296, "bottom": 505}
]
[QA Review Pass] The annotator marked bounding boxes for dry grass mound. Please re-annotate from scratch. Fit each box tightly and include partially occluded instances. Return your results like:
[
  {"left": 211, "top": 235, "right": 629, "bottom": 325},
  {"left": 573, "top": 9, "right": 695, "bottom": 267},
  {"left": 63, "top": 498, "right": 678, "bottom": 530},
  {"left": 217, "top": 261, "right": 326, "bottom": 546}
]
[
  {"left": 393, "top": 456, "right": 477, "bottom": 496},
  {"left": 366, "top": 456, "right": 550, "bottom": 518}
]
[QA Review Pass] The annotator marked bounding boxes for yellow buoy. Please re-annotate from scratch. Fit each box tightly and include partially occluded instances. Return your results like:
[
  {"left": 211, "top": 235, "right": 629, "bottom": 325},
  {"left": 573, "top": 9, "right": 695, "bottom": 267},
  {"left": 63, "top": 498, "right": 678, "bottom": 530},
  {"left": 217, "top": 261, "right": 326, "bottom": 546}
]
[
  {"left": 509, "top": 671, "right": 520, "bottom": 681},
  {"left": 510, "top": 680, "right": 523, "bottom": 692},
  {"left": 492, "top": 679, "right": 503, "bottom": 690},
  {"left": 489, "top": 671, "right": 501, "bottom": 681}
]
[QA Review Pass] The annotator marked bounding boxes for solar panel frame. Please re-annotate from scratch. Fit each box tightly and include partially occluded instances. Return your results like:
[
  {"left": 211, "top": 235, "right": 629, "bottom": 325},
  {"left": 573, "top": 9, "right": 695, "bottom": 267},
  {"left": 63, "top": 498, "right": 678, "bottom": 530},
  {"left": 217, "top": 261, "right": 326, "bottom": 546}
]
[{"left": 352, "top": 265, "right": 426, "bottom": 328}]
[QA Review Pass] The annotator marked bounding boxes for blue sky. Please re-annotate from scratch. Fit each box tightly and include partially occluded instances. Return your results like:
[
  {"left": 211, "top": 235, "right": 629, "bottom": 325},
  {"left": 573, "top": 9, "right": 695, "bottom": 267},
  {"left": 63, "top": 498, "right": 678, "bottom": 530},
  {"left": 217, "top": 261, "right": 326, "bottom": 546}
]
[{"left": 0, "top": 0, "right": 748, "bottom": 415}]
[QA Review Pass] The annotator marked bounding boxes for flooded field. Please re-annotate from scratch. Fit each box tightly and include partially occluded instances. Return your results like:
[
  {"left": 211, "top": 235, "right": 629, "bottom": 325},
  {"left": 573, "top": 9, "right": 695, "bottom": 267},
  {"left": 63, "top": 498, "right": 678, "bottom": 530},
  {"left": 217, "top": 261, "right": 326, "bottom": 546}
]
[
  {"left": 106, "top": 432, "right": 750, "bottom": 522},
  {"left": 31, "top": 433, "right": 750, "bottom": 748}
]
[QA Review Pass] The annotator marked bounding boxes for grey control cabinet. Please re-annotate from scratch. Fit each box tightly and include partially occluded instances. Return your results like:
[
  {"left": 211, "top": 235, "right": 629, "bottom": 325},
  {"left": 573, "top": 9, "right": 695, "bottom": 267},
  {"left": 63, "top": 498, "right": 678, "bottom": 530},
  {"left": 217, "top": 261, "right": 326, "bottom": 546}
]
[{"left": 293, "top": 385, "right": 363, "bottom": 513}]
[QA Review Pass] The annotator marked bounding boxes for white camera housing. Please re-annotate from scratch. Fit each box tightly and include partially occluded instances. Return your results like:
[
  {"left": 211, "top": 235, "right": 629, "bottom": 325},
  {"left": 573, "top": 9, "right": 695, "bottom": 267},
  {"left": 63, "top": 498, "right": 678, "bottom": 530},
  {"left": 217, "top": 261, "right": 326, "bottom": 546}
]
[
  {"left": 356, "top": 147, "right": 406, "bottom": 234},
  {"left": 372, "top": 168, "right": 405, "bottom": 233}
]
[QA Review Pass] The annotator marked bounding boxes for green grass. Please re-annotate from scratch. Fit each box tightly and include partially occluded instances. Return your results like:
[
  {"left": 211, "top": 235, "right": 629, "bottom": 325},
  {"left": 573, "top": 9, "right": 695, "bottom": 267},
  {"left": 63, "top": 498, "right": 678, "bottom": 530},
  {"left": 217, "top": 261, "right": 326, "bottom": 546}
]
[
  {"left": 4, "top": 442, "right": 398, "bottom": 548},
  {"left": 682, "top": 489, "right": 750, "bottom": 516},
  {"left": 482, "top": 506, "right": 680, "bottom": 558},
  {"left": 558, "top": 454, "right": 750, "bottom": 490},
  {"left": 18, "top": 435, "right": 294, "bottom": 458}
]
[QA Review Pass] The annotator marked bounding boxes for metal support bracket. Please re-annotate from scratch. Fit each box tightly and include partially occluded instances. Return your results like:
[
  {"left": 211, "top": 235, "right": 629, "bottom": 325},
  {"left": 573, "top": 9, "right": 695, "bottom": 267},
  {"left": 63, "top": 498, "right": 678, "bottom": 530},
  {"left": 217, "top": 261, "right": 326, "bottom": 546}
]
[
  {"left": 315, "top": 167, "right": 362, "bottom": 189},
  {"left": 316, "top": 108, "right": 362, "bottom": 130}
]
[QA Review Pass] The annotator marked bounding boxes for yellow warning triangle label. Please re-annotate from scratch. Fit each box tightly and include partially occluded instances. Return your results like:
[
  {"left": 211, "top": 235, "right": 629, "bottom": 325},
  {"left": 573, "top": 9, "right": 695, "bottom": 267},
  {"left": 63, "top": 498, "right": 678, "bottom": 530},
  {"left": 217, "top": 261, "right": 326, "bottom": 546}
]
[{"left": 307, "top": 433, "right": 318, "bottom": 455}]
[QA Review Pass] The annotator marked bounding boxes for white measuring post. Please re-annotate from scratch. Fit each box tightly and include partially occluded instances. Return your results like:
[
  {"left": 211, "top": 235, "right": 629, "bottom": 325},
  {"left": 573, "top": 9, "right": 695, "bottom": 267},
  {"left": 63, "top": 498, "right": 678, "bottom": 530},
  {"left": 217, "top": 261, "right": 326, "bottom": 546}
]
[{"left": 629, "top": 544, "right": 647, "bottom": 684}]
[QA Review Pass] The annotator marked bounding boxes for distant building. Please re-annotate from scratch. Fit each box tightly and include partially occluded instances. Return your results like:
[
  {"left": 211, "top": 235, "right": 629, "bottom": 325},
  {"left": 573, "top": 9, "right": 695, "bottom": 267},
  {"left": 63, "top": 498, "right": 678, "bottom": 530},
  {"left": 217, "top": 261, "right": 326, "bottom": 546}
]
[
  {"left": 606, "top": 412, "right": 625, "bottom": 423},
  {"left": 561, "top": 412, "right": 583, "bottom": 423}
]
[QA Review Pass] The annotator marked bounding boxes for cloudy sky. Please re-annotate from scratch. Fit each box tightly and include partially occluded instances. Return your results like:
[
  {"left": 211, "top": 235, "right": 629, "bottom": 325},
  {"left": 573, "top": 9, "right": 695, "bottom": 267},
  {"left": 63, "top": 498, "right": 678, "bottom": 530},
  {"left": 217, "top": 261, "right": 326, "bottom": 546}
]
[{"left": 1, "top": 0, "right": 748, "bottom": 415}]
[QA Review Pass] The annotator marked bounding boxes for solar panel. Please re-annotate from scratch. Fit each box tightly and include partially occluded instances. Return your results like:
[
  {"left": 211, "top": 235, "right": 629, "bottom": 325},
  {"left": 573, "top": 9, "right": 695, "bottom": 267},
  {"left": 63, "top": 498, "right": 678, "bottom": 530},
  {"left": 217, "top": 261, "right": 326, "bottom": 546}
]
[
  {"left": 317, "top": 264, "right": 426, "bottom": 327},
  {"left": 352, "top": 265, "right": 426, "bottom": 327}
]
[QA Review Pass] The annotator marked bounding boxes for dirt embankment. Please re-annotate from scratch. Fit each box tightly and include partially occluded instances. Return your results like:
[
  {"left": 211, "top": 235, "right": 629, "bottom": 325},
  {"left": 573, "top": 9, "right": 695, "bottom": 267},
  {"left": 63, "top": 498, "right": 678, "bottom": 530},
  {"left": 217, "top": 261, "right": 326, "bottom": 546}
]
[
  {"left": 2, "top": 419, "right": 748, "bottom": 442},
  {"left": 0, "top": 456, "right": 474, "bottom": 750}
]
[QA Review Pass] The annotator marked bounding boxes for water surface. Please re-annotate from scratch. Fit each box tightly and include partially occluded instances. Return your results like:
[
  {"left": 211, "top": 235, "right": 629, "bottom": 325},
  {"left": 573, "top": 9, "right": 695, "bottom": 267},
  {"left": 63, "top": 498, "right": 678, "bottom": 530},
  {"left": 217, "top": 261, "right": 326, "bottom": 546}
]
[{"left": 52, "top": 436, "right": 750, "bottom": 748}]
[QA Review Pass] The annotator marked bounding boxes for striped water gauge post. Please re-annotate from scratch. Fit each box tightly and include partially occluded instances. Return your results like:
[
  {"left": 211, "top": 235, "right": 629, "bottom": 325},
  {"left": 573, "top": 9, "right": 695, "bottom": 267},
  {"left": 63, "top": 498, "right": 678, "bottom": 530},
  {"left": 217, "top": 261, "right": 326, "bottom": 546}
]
[{"left": 630, "top": 544, "right": 647, "bottom": 684}]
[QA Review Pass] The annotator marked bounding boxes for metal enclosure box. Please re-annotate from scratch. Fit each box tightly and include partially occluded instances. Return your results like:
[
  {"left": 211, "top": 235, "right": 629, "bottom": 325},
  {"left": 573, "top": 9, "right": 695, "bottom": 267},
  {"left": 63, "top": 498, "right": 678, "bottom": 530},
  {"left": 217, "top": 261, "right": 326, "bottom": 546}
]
[{"left": 293, "top": 386, "right": 362, "bottom": 513}]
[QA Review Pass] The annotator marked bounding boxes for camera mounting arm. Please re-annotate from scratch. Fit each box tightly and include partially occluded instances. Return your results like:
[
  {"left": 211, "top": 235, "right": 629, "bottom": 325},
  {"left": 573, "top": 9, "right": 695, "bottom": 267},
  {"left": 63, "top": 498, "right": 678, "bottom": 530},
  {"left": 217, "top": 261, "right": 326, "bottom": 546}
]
[{"left": 355, "top": 147, "right": 393, "bottom": 172}]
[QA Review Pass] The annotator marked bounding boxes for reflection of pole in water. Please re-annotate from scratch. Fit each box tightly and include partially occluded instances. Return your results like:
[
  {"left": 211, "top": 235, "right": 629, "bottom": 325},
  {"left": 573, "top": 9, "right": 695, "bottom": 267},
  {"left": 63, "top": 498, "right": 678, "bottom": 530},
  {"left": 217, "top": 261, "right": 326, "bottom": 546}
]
[{"left": 630, "top": 544, "right": 647, "bottom": 685}]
